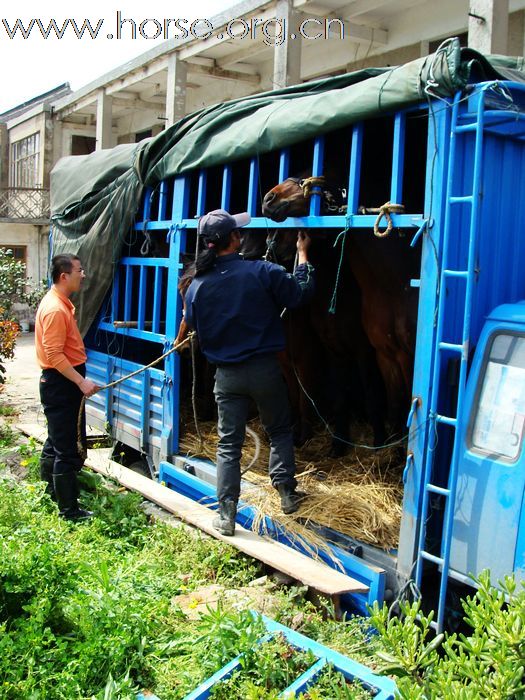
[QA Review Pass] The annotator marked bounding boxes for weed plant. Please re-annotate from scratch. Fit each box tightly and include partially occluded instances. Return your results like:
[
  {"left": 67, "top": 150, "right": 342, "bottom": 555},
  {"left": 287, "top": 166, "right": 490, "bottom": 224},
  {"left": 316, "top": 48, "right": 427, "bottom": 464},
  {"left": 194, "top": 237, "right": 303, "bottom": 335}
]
[
  {"left": 2, "top": 431, "right": 524, "bottom": 699},
  {"left": 0, "top": 423, "right": 17, "bottom": 449},
  {"left": 209, "top": 633, "right": 315, "bottom": 699},
  {"left": 0, "top": 473, "right": 263, "bottom": 699},
  {"left": 298, "top": 664, "right": 373, "bottom": 699},
  {"left": 369, "top": 574, "right": 525, "bottom": 699},
  {"left": 0, "top": 404, "right": 17, "bottom": 417}
]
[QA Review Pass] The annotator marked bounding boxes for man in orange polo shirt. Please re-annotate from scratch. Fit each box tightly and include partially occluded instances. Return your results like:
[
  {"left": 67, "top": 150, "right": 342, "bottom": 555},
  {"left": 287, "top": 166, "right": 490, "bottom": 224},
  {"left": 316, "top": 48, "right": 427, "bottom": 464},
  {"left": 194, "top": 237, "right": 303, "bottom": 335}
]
[{"left": 35, "top": 254, "right": 100, "bottom": 520}]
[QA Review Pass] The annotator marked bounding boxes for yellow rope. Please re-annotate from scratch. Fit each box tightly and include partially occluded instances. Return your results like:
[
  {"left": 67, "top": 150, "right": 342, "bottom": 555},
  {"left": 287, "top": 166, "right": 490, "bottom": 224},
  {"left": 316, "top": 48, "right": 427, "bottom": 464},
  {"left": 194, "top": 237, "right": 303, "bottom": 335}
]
[
  {"left": 371, "top": 202, "right": 405, "bottom": 237},
  {"left": 300, "top": 176, "right": 326, "bottom": 199},
  {"left": 76, "top": 332, "right": 196, "bottom": 460}
]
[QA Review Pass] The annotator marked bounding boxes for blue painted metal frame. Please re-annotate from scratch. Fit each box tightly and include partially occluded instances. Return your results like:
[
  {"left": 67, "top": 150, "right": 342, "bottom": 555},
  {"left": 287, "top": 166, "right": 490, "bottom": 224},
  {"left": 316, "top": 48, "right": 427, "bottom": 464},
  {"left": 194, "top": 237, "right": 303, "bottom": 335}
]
[
  {"left": 86, "top": 100, "right": 451, "bottom": 613},
  {"left": 88, "top": 103, "right": 427, "bottom": 466},
  {"left": 183, "top": 613, "right": 397, "bottom": 699},
  {"left": 158, "top": 460, "right": 384, "bottom": 615},
  {"left": 79, "top": 78, "right": 525, "bottom": 641},
  {"left": 413, "top": 82, "right": 510, "bottom": 632},
  {"left": 401, "top": 81, "right": 525, "bottom": 632},
  {"left": 90, "top": 174, "right": 189, "bottom": 457},
  {"left": 396, "top": 97, "right": 451, "bottom": 586},
  {"left": 87, "top": 349, "right": 166, "bottom": 451}
]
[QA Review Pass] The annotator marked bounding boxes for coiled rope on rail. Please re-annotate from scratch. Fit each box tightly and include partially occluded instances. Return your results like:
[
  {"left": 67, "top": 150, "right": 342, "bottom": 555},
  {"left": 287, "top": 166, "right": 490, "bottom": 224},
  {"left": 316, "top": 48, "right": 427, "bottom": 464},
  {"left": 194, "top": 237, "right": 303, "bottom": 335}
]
[{"left": 371, "top": 202, "right": 405, "bottom": 237}]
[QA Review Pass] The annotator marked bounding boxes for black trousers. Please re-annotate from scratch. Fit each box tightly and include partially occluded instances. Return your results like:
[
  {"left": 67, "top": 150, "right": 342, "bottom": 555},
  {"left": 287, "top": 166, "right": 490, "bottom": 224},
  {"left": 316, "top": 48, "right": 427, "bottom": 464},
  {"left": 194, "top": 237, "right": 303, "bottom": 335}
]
[
  {"left": 39, "top": 365, "right": 87, "bottom": 475},
  {"left": 214, "top": 353, "right": 297, "bottom": 503}
]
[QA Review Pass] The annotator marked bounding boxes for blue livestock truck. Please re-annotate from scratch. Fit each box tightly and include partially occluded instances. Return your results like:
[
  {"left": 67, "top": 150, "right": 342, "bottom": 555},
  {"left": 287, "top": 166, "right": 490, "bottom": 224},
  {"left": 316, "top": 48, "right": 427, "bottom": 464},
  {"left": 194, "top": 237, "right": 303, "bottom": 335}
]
[{"left": 50, "top": 41, "right": 525, "bottom": 631}]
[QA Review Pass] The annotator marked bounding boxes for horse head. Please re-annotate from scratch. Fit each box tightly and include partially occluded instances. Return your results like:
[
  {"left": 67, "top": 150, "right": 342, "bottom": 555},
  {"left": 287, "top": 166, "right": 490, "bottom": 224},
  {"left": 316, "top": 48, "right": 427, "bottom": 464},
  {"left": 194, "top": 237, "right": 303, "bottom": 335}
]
[
  {"left": 262, "top": 177, "right": 312, "bottom": 221},
  {"left": 262, "top": 175, "right": 345, "bottom": 222}
]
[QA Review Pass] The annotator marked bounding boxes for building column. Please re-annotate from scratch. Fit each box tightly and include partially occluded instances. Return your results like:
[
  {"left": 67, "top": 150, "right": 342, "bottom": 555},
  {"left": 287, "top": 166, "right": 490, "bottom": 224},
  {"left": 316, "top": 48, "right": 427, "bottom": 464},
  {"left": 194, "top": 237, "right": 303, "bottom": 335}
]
[
  {"left": 166, "top": 53, "right": 187, "bottom": 127},
  {"left": 43, "top": 109, "right": 55, "bottom": 189},
  {"left": 468, "top": 0, "right": 509, "bottom": 54},
  {"left": 273, "top": 0, "right": 302, "bottom": 89},
  {"left": 96, "top": 89, "right": 113, "bottom": 150},
  {"left": 0, "top": 123, "right": 8, "bottom": 189}
]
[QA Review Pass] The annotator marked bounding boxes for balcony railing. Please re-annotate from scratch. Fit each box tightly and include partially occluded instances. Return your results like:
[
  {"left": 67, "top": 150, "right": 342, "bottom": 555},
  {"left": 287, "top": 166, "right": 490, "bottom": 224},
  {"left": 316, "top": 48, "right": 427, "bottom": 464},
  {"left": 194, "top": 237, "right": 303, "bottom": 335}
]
[{"left": 0, "top": 188, "right": 50, "bottom": 222}]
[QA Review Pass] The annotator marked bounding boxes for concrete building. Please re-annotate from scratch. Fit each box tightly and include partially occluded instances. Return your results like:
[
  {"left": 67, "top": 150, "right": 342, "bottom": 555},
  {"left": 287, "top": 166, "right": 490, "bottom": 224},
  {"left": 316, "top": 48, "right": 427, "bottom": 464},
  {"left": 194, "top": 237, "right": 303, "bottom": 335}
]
[
  {"left": 0, "top": 0, "right": 522, "bottom": 312},
  {"left": 0, "top": 83, "right": 71, "bottom": 299},
  {"left": 51, "top": 0, "right": 523, "bottom": 150}
]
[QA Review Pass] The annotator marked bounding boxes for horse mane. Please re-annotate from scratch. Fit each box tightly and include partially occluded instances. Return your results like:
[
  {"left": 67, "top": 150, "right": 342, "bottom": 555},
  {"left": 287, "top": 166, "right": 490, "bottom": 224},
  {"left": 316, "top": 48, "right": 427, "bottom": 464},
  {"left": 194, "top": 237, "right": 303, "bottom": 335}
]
[{"left": 178, "top": 261, "right": 196, "bottom": 297}]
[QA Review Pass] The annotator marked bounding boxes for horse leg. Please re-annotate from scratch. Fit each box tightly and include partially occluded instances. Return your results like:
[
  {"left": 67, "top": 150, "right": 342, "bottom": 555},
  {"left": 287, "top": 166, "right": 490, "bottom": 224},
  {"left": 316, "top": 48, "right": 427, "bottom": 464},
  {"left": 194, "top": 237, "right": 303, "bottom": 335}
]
[
  {"left": 374, "top": 349, "right": 408, "bottom": 442},
  {"left": 355, "top": 344, "right": 388, "bottom": 448},
  {"left": 326, "top": 359, "right": 352, "bottom": 457},
  {"left": 277, "top": 351, "right": 313, "bottom": 447}
]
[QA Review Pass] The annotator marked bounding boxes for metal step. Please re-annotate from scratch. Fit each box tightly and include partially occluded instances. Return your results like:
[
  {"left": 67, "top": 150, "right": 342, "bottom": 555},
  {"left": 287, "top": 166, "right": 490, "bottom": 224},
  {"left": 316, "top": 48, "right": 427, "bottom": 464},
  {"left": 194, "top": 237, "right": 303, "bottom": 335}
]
[
  {"left": 435, "top": 414, "right": 457, "bottom": 427},
  {"left": 426, "top": 483, "right": 451, "bottom": 497}
]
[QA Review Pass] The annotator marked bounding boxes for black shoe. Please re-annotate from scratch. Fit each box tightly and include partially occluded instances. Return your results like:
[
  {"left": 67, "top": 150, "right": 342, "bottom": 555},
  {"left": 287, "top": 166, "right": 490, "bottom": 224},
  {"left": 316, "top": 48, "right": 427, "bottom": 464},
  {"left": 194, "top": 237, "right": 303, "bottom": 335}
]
[
  {"left": 53, "top": 472, "right": 93, "bottom": 522},
  {"left": 277, "top": 484, "right": 307, "bottom": 514},
  {"left": 40, "top": 458, "right": 56, "bottom": 500},
  {"left": 212, "top": 500, "right": 237, "bottom": 536},
  {"left": 63, "top": 507, "right": 93, "bottom": 522}
]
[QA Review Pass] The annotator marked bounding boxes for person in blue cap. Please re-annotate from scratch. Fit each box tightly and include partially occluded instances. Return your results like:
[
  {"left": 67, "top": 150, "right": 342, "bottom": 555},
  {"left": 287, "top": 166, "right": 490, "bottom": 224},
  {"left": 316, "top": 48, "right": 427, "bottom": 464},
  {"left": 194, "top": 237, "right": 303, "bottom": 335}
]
[{"left": 184, "top": 209, "right": 315, "bottom": 536}]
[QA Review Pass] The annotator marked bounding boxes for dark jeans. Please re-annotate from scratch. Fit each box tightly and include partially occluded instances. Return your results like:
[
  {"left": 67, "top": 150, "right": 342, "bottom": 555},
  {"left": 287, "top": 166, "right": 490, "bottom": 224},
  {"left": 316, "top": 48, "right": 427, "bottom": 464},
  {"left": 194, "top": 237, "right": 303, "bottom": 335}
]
[
  {"left": 39, "top": 365, "right": 87, "bottom": 475},
  {"left": 214, "top": 353, "right": 297, "bottom": 503}
]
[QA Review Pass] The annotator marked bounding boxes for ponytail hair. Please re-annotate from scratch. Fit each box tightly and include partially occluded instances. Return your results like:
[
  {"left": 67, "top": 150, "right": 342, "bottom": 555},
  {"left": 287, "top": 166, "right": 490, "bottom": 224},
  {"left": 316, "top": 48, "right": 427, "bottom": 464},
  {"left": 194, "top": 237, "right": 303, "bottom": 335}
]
[
  {"left": 194, "top": 248, "right": 218, "bottom": 276},
  {"left": 194, "top": 232, "right": 234, "bottom": 277}
]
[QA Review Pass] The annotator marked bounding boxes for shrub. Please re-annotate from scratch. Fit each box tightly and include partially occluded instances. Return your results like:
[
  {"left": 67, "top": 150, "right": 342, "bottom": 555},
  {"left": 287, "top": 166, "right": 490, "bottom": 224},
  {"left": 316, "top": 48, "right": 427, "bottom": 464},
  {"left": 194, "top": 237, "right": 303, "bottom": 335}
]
[
  {"left": 369, "top": 571, "right": 525, "bottom": 699},
  {"left": 0, "top": 474, "right": 264, "bottom": 699},
  {"left": 0, "top": 248, "right": 46, "bottom": 384},
  {"left": 0, "top": 320, "right": 20, "bottom": 385},
  {"left": 0, "top": 248, "right": 28, "bottom": 321}
]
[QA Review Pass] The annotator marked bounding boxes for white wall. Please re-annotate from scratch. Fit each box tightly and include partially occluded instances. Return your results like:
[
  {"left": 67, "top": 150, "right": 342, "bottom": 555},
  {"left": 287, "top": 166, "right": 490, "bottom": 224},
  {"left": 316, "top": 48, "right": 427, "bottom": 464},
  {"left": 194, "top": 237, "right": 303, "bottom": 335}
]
[
  {"left": 60, "top": 124, "right": 97, "bottom": 157},
  {"left": 115, "top": 108, "right": 162, "bottom": 140},
  {"left": 0, "top": 222, "right": 48, "bottom": 283}
]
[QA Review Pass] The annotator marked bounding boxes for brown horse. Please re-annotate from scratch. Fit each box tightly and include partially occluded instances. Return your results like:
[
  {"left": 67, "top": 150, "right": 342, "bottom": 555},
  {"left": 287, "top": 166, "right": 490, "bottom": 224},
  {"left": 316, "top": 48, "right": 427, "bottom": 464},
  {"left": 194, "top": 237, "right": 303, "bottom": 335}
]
[
  {"left": 264, "top": 227, "right": 388, "bottom": 452},
  {"left": 262, "top": 176, "right": 418, "bottom": 439}
]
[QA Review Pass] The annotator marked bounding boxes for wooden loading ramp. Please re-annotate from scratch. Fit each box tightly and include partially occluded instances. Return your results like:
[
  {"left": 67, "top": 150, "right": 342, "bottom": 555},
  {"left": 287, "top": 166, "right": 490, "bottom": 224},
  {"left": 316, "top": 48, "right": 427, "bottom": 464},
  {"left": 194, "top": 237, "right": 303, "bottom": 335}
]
[{"left": 17, "top": 423, "right": 368, "bottom": 598}]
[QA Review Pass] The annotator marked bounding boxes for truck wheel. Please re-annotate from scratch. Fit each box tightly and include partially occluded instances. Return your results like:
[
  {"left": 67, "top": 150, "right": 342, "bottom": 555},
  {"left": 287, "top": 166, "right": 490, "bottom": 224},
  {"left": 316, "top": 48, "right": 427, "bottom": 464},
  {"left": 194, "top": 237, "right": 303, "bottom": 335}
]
[{"left": 128, "top": 459, "right": 152, "bottom": 479}]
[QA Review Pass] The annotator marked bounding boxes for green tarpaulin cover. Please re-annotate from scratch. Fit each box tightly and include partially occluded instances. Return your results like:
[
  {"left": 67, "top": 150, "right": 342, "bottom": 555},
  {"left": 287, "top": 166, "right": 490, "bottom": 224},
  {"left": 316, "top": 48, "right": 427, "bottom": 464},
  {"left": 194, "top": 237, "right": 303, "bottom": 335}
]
[{"left": 50, "top": 38, "right": 525, "bottom": 335}]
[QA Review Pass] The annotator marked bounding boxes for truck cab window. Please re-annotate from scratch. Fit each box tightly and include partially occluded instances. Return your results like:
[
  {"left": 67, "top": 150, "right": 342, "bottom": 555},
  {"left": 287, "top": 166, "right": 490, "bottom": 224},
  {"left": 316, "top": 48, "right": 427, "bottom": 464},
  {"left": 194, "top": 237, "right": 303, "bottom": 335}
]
[{"left": 470, "top": 333, "right": 525, "bottom": 461}]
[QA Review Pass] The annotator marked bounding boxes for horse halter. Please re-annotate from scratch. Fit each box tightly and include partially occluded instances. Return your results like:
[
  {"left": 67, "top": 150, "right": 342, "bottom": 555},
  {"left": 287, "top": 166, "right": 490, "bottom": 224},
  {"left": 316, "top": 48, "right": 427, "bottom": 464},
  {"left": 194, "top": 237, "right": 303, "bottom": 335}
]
[
  {"left": 264, "top": 230, "right": 280, "bottom": 263},
  {"left": 283, "top": 176, "right": 346, "bottom": 213}
]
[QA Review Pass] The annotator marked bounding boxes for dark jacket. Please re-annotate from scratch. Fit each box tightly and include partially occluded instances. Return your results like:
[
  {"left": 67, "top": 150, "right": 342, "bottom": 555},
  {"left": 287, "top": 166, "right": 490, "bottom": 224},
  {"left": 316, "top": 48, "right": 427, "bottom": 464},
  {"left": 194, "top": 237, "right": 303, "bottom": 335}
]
[{"left": 184, "top": 253, "right": 314, "bottom": 364}]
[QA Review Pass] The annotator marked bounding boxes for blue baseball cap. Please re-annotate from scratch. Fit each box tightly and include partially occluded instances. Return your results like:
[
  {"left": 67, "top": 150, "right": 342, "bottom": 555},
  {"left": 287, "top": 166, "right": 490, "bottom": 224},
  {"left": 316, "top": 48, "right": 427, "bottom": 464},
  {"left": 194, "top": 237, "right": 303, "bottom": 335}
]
[{"left": 197, "top": 209, "right": 251, "bottom": 243}]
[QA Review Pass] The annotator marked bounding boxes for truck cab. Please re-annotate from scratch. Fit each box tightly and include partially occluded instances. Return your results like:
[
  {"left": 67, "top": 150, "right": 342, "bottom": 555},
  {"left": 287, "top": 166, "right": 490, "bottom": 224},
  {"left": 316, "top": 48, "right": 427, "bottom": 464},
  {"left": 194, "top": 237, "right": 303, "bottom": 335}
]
[{"left": 451, "top": 302, "right": 525, "bottom": 584}]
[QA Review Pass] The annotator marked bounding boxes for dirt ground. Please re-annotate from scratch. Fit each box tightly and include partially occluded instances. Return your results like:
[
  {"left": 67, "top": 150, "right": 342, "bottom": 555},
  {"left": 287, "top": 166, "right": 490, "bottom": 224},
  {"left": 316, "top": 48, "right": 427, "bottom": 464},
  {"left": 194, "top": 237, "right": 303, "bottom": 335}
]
[{"left": 2, "top": 332, "right": 42, "bottom": 425}]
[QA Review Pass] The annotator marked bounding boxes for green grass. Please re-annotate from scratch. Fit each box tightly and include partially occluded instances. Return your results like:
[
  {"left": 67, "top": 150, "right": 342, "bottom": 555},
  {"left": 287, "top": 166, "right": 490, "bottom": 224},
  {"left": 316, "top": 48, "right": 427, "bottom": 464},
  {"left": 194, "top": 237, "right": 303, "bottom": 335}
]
[
  {"left": 0, "top": 404, "right": 17, "bottom": 417},
  {"left": 3, "top": 430, "right": 521, "bottom": 699},
  {"left": 0, "top": 474, "right": 266, "bottom": 699},
  {"left": 0, "top": 435, "right": 378, "bottom": 699},
  {"left": 0, "top": 423, "right": 17, "bottom": 449}
]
